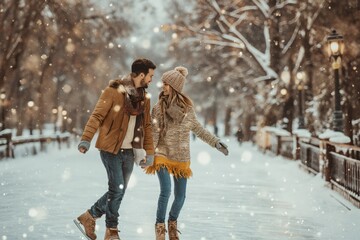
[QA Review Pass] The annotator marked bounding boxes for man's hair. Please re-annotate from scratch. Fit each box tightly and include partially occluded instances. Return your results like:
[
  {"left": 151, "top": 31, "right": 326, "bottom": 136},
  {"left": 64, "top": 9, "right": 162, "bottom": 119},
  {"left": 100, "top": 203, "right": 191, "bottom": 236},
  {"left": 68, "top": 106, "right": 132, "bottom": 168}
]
[{"left": 131, "top": 58, "right": 156, "bottom": 76}]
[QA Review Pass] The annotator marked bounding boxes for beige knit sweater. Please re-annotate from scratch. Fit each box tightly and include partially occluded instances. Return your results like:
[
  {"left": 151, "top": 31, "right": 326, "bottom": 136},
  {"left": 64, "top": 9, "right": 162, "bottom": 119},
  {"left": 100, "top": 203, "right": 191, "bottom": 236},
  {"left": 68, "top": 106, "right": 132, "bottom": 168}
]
[{"left": 146, "top": 102, "right": 219, "bottom": 178}]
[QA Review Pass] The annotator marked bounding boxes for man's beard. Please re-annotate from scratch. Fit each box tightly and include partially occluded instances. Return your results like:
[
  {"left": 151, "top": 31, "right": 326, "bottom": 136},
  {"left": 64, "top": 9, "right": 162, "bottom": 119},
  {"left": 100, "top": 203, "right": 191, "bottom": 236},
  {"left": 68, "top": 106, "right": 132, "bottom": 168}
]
[{"left": 140, "top": 78, "right": 148, "bottom": 88}]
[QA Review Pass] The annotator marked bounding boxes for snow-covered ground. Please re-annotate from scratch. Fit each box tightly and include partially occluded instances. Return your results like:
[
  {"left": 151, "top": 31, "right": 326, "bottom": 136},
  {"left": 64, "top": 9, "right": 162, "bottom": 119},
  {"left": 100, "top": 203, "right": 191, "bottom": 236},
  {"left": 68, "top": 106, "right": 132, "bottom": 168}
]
[{"left": 1, "top": 137, "right": 359, "bottom": 240}]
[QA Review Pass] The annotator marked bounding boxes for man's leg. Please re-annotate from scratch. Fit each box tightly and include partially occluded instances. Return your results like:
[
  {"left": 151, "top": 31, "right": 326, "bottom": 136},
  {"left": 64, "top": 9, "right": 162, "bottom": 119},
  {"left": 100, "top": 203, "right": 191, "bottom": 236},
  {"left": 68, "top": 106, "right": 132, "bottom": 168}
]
[
  {"left": 89, "top": 151, "right": 116, "bottom": 219},
  {"left": 90, "top": 150, "right": 134, "bottom": 228}
]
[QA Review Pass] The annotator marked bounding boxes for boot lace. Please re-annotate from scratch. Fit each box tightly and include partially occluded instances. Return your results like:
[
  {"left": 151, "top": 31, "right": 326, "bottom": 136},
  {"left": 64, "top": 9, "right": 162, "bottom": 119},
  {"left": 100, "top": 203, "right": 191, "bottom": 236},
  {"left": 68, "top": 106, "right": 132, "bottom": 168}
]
[
  {"left": 168, "top": 221, "right": 181, "bottom": 239},
  {"left": 156, "top": 224, "right": 167, "bottom": 235}
]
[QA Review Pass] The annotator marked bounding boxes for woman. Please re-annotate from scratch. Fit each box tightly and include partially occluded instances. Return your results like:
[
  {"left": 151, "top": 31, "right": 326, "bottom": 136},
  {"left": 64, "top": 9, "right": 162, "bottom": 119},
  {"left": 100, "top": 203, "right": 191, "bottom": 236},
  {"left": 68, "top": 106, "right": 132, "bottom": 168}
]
[{"left": 146, "top": 66, "right": 229, "bottom": 240}]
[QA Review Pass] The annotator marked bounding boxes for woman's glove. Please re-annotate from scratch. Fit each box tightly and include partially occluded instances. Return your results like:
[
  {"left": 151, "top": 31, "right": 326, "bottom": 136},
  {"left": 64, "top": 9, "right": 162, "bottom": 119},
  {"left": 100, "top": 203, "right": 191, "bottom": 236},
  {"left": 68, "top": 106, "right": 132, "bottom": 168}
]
[
  {"left": 140, "top": 155, "right": 154, "bottom": 168},
  {"left": 215, "top": 141, "right": 229, "bottom": 156}
]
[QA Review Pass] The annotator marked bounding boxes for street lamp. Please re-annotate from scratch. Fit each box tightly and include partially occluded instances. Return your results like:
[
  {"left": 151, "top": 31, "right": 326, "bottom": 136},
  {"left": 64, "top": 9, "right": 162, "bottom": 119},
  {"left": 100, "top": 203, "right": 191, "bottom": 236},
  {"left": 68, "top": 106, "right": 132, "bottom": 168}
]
[
  {"left": 296, "top": 72, "right": 305, "bottom": 129},
  {"left": 52, "top": 107, "right": 58, "bottom": 133},
  {"left": 280, "top": 67, "right": 290, "bottom": 130},
  {"left": 326, "top": 29, "right": 344, "bottom": 132},
  {"left": 0, "top": 90, "right": 6, "bottom": 131},
  {"left": 27, "top": 101, "right": 34, "bottom": 135},
  {"left": 61, "top": 109, "right": 67, "bottom": 132}
]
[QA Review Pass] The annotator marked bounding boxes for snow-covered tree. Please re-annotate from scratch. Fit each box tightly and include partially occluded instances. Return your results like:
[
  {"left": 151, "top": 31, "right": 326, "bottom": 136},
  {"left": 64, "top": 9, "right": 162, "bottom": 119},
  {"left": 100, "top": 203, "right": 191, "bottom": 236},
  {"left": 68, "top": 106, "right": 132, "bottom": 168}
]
[{"left": 164, "top": 0, "right": 360, "bottom": 141}]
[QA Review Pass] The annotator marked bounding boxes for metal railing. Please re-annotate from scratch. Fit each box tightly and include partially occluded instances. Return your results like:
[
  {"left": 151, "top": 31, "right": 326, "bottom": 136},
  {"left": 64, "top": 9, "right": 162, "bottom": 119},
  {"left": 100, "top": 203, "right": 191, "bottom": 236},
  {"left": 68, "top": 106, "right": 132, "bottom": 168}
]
[
  {"left": 325, "top": 142, "right": 360, "bottom": 206},
  {"left": 256, "top": 127, "right": 360, "bottom": 207},
  {"left": 299, "top": 139, "right": 321, "bottom": 174}
]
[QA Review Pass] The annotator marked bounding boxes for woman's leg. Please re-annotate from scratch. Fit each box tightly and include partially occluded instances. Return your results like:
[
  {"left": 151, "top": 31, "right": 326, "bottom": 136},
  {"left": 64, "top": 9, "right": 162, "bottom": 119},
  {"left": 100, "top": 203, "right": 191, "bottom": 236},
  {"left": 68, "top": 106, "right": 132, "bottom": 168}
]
[
  {"left": 168, "top": 176, "right": 187, "bottom": 221},
  {"left": 156, "top": 167, "right": 172, "bottom": 223}
]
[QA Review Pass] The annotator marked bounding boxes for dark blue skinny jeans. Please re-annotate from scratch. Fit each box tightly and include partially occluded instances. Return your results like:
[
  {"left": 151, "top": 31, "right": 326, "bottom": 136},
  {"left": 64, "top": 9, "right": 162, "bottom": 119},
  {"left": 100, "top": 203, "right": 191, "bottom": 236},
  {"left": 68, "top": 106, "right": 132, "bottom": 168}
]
[{"left": 89, "top": 149, "right": 134, "bottom": 228}]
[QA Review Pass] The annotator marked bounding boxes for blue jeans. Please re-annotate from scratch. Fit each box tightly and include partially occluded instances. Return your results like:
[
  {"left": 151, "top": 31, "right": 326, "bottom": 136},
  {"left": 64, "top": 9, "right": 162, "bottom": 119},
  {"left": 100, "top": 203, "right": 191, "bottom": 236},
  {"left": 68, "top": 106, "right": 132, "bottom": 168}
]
[
  {"left": 156, "top": 167, "right": 187, "bottom": 223},
  {"left": 89, "top": 149, "right": 134, "bottom": 228}
]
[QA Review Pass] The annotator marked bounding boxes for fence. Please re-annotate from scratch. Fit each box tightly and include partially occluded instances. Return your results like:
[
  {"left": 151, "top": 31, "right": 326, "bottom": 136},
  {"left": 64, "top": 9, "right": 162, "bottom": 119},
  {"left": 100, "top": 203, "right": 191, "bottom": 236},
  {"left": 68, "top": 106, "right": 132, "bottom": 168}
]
[
  {"left": 0, "top": 130, "right": 72, "bottom": 159},
  {"left": 298, "top": 138, "right": 321, "bottom": 174},
  {"left": 256, "top": 127, "right": 360, "bottom": 208},
  {"left": 325, "top": 142, "right": 360, "bottom": 207}
]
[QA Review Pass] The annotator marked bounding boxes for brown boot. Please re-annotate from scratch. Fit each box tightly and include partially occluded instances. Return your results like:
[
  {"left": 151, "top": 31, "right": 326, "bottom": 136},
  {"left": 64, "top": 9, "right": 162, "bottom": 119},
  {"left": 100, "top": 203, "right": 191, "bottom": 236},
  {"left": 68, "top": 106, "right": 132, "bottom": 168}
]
[
  {"left": 168, "top": 220, "right": 181, "bottom": 240},
  {"left": 77, "top": 210, "right": 97, "bottom": 240},
  {"left": 155, "top": 223, "right": 166, "bottom": 240},
  {"left": 104, "top": 228, "right": 120, "bottom": 240}
]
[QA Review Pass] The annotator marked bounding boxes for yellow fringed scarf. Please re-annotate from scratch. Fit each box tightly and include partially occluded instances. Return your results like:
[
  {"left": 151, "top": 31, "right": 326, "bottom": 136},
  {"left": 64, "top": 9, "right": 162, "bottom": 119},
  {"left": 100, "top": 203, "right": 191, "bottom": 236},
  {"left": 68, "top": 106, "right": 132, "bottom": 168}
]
[{"left": 145, "top": 155, "right": 192, "bottom": 178}]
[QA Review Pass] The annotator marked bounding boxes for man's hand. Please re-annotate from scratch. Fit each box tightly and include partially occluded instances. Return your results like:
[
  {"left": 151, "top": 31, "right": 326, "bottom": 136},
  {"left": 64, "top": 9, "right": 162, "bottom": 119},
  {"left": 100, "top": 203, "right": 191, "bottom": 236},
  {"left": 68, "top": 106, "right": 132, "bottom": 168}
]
[
  {"left": 78, "top": 141, "right": 90, "bottom": 154},
  {"left": 215, "top": 141, "right": 229, "bottom": 156},
  {"left": 140, "top": 155, "right": 154, "bottom": 168},
  {"left": 79, "top": 147, "right": 87, "bottom": 154}
]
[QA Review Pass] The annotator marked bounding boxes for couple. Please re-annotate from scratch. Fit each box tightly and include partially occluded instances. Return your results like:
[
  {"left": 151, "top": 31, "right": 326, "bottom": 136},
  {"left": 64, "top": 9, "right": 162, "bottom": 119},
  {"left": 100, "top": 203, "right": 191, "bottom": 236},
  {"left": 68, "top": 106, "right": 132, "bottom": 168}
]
[{"left": 74, "top": 58, "right": 229, "bottom": 240}]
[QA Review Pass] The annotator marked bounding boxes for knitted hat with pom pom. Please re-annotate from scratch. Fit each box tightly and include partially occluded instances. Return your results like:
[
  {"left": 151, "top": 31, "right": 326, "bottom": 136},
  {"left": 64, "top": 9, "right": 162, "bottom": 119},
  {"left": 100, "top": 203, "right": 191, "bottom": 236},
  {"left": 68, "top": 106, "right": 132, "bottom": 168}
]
[{"left": 161, "top": 66, "right": 188, "bottom": 93}]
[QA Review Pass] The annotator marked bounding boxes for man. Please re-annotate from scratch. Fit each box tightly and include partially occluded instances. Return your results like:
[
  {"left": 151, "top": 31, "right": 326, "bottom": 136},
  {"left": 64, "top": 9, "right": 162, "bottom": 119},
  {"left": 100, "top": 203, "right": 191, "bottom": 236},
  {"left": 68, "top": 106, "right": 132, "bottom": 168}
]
[{"left": 74, "top": 58, "right": 156, "bottom": 240}]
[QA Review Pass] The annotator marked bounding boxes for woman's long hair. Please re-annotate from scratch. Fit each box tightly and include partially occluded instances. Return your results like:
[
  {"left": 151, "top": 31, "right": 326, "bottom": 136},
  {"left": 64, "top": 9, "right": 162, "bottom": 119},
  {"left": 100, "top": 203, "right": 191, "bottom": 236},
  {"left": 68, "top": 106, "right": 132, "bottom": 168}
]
[
  {"left": 158, "top": 86, "right": 193, "bottom": 139},
  {"left": 159, "top": 86, "right": 193, "bottom": 110}
]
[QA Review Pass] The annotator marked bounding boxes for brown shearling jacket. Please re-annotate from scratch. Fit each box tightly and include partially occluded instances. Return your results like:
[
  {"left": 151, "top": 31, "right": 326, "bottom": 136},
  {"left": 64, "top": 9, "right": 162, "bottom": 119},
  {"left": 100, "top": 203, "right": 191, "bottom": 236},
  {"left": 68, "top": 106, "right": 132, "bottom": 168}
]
[{"left": 80, "top": 83, "right": 154, "bottom": 155}]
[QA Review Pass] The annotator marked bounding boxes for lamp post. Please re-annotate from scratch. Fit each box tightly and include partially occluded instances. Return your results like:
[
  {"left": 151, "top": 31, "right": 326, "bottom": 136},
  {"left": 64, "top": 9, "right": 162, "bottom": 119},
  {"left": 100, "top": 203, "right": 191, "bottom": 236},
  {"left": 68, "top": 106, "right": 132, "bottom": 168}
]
[
  {"left": 326, "top": 30, "right": 344, "bottom": 132},
  {"left": 27, "top": 101, "right": 34, "bottom": 135},
  {"left": 52, "top": 107, "right": 58, "bottom": 133},
  {"left": 0, "top": 90, "right": 6, "bottom": 131},
  {"left": 296, "top": 72, "right": 305, "bottom": 129},
  {"left": 61, "top": 109, "right": 67, "bottom": 132},
  {"left": 280, "top": 68, "right": 290, "bottom": 130}
]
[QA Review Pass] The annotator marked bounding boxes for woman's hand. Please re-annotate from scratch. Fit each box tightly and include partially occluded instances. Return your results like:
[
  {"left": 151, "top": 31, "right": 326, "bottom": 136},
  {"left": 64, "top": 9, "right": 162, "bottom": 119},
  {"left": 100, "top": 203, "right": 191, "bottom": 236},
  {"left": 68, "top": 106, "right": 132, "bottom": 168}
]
[{"left": 215, "top": 141, "right": 229, "bottom": 156}]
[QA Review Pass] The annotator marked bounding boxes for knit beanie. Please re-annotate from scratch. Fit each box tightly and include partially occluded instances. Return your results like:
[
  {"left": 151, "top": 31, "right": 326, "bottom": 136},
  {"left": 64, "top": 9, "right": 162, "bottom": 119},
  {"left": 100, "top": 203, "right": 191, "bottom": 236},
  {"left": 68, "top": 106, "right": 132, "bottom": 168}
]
[{"left": 161, "top": 66, "right": 188, "bottom": 93}]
